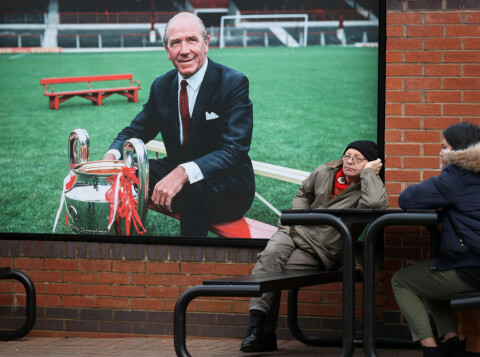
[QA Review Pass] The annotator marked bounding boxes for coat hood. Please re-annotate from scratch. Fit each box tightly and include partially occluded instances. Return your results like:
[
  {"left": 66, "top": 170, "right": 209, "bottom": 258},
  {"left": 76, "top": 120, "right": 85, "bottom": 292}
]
[{"left": 443, "top": 142, "right": 480, "bottom": 173}]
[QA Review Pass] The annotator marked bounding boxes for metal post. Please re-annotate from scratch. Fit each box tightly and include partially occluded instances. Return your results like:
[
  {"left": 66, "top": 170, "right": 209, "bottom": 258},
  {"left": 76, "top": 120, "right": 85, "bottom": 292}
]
[
  {"left": 98, "top": 34, "right": 102, "bottom": 48},
  {"left": 243, "top": 28, "right": 247, "bottom": 47},
  {"left": 18, "top": 34, "right": 21, "bottom": 48},
  {"left": 363, "top": 213, "right": 438, "bottom": 357},
  {"left": 264, "top": 32, "right": 269, "bottom": 47},
  {"left": 76, "top": 34, "right": 80, "bottom": 48}
]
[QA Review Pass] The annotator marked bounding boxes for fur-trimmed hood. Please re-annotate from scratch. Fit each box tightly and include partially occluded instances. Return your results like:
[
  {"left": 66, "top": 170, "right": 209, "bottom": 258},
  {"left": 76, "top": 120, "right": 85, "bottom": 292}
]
[{"left": 443, "top": 142, "right": 480, "bottom": 173}]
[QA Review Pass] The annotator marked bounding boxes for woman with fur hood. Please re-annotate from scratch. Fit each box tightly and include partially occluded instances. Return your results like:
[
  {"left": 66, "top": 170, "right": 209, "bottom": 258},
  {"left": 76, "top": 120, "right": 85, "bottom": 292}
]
[{"left": 392, "top": 122, "right": 480, "bottom": 357}]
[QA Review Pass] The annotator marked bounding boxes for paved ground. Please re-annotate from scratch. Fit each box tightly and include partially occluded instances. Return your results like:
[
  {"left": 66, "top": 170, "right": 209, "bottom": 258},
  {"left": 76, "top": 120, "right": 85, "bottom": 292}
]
[{"left": 0, "top": 337, "right": 423, "bottom": 357}]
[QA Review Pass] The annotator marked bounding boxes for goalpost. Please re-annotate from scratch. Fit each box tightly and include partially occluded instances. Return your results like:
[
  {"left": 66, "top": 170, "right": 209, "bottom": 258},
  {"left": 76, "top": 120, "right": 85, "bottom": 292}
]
[{"left": 219, "top": 14, "right": 309, "bottom": 49}]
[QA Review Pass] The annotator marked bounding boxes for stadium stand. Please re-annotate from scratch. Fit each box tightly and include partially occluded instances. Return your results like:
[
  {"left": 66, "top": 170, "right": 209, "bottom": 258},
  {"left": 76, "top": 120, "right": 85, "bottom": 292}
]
[{"left": 0, "top": 0, "right": 378, "bottom": 49}]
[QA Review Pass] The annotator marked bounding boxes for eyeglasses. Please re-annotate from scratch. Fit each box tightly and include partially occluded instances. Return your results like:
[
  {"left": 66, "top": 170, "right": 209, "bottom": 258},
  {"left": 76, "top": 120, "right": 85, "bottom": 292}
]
[{"left": 342, "top": 154, "right": 367, "bottom": 164}]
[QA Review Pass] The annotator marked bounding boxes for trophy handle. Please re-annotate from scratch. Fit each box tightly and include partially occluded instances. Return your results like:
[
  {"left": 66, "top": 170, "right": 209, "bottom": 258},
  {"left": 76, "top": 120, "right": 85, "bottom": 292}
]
[
  {"left": 123, "top": 139, "right": 149, "bottom": 222},
  {"left": 68, "top": 129, "right": 90, "bottom": 168}
]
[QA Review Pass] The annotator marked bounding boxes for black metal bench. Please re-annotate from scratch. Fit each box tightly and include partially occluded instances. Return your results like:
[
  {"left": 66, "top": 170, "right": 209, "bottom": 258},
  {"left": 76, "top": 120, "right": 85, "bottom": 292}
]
[
  {"left": 0, "top": 267, "right": 36, "bottom": 341},
  {"left": 451, "top": 291, "right": 480, "bottom": 310},
  {"left": 173, "top": 213, "right": 356, "bottom": 357}
]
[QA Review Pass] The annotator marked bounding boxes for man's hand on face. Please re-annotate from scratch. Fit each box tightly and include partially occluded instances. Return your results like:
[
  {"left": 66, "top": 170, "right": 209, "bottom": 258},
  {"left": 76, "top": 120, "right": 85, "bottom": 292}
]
[
  {"left": 363, "top": 158, "right": 383, "bottom": 175},
  {"left": 151, "top": 166, "right": 189, "bottom": 213}
]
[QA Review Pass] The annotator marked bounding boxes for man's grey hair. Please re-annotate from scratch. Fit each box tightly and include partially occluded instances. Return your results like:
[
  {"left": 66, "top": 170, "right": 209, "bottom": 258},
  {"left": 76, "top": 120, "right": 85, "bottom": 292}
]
[{"left": 163, "top": 12, "right": 208, "bottom": 47}]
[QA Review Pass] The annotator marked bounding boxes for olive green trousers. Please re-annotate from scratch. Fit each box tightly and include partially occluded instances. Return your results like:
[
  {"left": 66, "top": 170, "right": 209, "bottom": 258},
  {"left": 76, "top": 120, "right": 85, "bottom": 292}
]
[{"left": 392, "top": 259, "right": 476, "bottom": 342}]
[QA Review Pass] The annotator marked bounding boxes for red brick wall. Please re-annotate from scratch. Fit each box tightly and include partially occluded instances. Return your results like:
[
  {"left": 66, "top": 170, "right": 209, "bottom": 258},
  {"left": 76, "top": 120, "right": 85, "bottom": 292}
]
[{"left": 383, "top": 0, "right": 480, "bottom": 328}]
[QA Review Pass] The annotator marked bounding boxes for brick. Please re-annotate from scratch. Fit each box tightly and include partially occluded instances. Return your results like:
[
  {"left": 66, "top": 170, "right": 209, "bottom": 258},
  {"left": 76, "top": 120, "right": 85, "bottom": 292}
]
[
  {"left": 423, "top": 170, "right": 442, "bottom": 180},
  {"left": 112, "top": 285, "right": 145, "bottom": 297},
  {"left": 424, "top": 64, "right": 461, "bottom": 76},
  {"left": 146, "top": 286, "right": 179, "bottom": 298},
  {"left": 197, "top": 299, "right": 234, "bottom": 313},
  {"left": 385, "top": 182, "right": 402, "bottom": 195},
  {"left": 403, "top": 157, "right": 441, "bottom": 169},
  {"left": 447, "top": 0, "right": 480, "bottom": 10},
  {"left": 97, "top": 272, "right": 130, "bottom": 284},
  {"left": 465, "top": 38, "right": 480, "bottom": 49},
  {"left": 404, "top": 130, "right": 441, "bottom": 142},
  {"left": 386, "top": 63, "right": 422, "bottom": 76},
  {"left": 79, "top": 284, "right": 111, "bottom": 296},
  {"left": 385, "top": 116, "right": 421, "bottom": 128},
  {"left": 425, "top": 38, "right": 462, "bottom": 50},
  {"left": 387, "top": 37, "right": 422, "bottom": 50},
  {"left": 446, "top": 25, "right": 480, "bottom": 37},
  {"left": 444, "top": 51, "right": 480, "bottom": 63},
  {"left": 387, "top": 13, "right": 422, "bottom": 25},
  {"left": 425, "top": 13, "right": 462, "bottom": 24},
  {"left": 96, "top": 297, "right": 129, "bottom": 309},
  {"left": 444, "top": 77, "right": 480, "bottom": 90},
  {"left": 131, "top": 273, "right": 165, "bottom": 285},
  {"left": 44, "top": 283, "right": 78, "bottom": 295},
  {"left": 405, "top": 103, "right": 441, "bottom": 116},
  {"left": 464, "top": 64, "right": 480, "bottom": 76},
  {"left": 215, "top": 263, "right": 251, "bottom": 276},
  {"left": 385, "top": 129, "right": 403, "bottom": 142},
  {"left": 14, "top": 258, "right": 44, "bottom": 270},
  {"left": 464, "top": 91, "right": 480, "bottom": 102},
  {"left": 387, "top": 25, "right": 404, "bottom": 37},
  {"left": 62, "top": 296, "right": 95, "bottom": 308},
  {"left": 425, "top": 90, "right": 462, "bottom": 103},
  {"left": 28, "top": 270, "right": 62, "bottom": 283},
  {"left": 164, "top": 274, "right": 200, "bottom": 286},
  {"left": 78, "top": 259, "right": 111, "bottom": 272},
  {"left": 386, "top": 50, "right": 403, "bottom": 62},
  {"left": 423, "top": 117, "right": 461, "bottom": 130},
  {"left": 385, "top": 104, "right": 403, "bottom": 116},
  {"left": 406, "top": 25, "right": 443, "bottom": 37},
  {"left": 386, "top": 77, "right": 403, "bottom": 90},
  {"left": 385, "top": 169, "right": 421, "bottom": 182},
  {"left": 112, "top": 261, "right": 145, "bottom": 273},
  {"left": 146, "top": 261, "right": 180, "bottom": 274},
  {"left": 405, "top": 78, "right": 441, "bottom": 89},
  {"left": 465, "top": 13, "right": 480, "bottom": 23},
  {"left": 45, "top": 259, "right": 77, "bottom": 271},
  {"left": 385, "top": 143, "right": 421, "bottom": 156},
  {"left": 64, "top": 272, "right": 96, "bottom": 284},
  {"left": 181, "top": 262, "right": 215, "bottom": 275},
  {"left": 384, "top": 247, "right": 422, "bottom": 260},
  {"left": 37, "top": 294, "right": 61, "bottom": 307},
  {"left": 407, "top": 0, "right": 443, "bottom": 10},
  {"left": 303, "top": 303, "right": 342, "bottom": 317},
  {"left": 385, "top": 156, "right": 402, "bottom": 168},
  {"left": 444, "top": 104, "right": 480, "bottom": 116},
  {"left": 424, "top": 143, "right": 446, "bottom": 155},
  {"left": 405, "top": 50, "right": 442, "bottom": 63},
  {"left": 385, "top": 91, "right": 422, "bottom": 103}
]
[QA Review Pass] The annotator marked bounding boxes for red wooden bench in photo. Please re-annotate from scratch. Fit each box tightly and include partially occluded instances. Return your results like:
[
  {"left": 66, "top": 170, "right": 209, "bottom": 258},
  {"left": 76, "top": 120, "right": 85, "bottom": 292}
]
[
  {"left": 147, "top": 204, "right": 278, "bottom": 239},
  {"left": 40, "top": 73, "right": 141, "bottom": 110}
]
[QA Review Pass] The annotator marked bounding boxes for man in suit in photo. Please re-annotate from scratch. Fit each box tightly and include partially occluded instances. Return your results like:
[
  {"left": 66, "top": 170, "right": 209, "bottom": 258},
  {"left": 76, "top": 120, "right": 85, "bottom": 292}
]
[{"left": 104, "top": 12, "right": 255, "bottom": 237}]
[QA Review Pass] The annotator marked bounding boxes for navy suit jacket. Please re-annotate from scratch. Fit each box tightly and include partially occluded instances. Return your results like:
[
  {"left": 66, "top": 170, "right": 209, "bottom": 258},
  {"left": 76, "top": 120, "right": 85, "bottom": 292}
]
[{"left": 109, "top": 59, "right": 255, "bottom": 199}]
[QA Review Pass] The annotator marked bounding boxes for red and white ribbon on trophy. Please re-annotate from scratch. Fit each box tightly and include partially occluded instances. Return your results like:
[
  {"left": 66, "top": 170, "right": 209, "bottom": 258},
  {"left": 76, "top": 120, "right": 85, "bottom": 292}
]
[{"left": 105, "top": 166, "right": 146, "bottom": 235}]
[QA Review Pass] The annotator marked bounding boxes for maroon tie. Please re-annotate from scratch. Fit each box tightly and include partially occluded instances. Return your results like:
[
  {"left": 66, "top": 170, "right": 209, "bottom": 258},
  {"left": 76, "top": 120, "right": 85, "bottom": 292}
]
[{"left": 180, "top": 80, "right": 190, "bottom": 149}]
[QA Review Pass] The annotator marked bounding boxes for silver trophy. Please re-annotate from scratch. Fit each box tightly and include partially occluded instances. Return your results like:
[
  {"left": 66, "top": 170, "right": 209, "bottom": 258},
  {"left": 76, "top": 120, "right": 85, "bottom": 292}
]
[{"left": 61, "top": 129, "right": 149, "bottom": 235}]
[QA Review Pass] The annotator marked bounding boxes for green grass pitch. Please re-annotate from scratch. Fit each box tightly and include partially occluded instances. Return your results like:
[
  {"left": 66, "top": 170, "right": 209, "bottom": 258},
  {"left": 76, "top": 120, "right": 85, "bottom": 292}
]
[{"left": 0, "top": 46, "right": 378, "bottom": 236}]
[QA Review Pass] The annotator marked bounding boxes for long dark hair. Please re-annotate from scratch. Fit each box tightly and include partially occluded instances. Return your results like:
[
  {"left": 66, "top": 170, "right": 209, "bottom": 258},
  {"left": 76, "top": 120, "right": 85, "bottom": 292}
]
[{"left": 443, "top": 122, "right": 480, "bottom": 150}]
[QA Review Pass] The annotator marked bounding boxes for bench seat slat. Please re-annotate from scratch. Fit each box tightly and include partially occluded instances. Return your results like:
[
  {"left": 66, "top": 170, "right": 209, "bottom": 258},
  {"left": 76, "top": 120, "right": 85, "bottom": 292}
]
[
  {"left": 44, "top": 86, "right": 140, "bottom": 96},
  {"left": 40, "top": 74, "right": 133, "bottom": 85}
]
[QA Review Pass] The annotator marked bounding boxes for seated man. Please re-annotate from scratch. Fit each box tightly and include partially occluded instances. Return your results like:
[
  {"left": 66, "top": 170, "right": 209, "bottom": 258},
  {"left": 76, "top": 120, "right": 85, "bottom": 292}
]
[
  {"left": 240, "top": 140, "right": 388, "bottom": 353},
  {"left": 103, "top": 12, "right": 255, "bottom": 237}
]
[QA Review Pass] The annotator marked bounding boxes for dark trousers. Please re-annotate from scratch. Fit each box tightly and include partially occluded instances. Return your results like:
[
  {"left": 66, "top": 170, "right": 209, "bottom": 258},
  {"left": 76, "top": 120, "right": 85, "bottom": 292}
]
[{"left": 148, "top": 158, "right": 252, "bottom": 237}]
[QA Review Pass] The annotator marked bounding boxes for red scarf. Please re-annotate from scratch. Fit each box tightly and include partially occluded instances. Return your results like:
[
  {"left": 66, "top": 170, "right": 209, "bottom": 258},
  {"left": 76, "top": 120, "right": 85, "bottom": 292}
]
[{"left": 330, "top": 168, "right": 350, "bottom": 199}]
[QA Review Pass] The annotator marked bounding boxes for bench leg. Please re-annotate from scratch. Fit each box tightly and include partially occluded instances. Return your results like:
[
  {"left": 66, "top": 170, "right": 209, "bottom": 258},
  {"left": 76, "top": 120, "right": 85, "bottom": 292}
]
[
  {"left": 173, "top": 285, "right": 262, "bottom": 357},
  {"left": 0, "top": 268, "right": 36, "bottom": 341}
]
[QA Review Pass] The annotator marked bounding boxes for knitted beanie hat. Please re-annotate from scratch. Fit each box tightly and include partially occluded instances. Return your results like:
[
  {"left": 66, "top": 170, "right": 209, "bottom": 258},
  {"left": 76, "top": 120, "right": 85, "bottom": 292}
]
[{"left": 343, "top": 140, "right": 378, "bottom": 162}]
